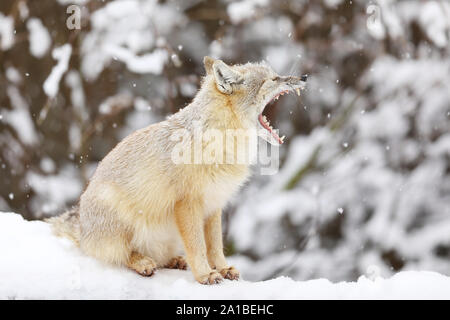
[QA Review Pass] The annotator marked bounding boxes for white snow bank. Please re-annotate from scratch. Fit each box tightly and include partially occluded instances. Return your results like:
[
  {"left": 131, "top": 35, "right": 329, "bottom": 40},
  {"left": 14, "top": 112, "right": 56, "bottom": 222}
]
[{"left": 1, "top": 212, "right": 450, "bottom": 300}]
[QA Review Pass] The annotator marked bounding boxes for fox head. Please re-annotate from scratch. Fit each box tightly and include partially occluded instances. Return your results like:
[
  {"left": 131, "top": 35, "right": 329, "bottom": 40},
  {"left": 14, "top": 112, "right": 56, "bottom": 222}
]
[{"left": 203, "top": 56, "right": 307, "bottom": 146}]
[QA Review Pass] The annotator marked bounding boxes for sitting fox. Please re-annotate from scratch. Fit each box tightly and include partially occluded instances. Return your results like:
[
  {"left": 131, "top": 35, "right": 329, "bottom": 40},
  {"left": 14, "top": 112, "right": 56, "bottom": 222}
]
[{"left": 48, "top": 57, "right": 306, "bottom": 284}]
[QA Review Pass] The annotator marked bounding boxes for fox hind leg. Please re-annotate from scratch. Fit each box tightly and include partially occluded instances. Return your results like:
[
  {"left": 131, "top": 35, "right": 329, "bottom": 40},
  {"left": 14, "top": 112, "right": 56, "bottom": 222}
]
[
  {"left": 127, "top": 251, "right": 157, "bottom": 276},
  {"left": 80, "top": 198, "right": 156, "bottom": 277},
  {"left": 165, "top": 256, "right": 188, "bottom": 270}
]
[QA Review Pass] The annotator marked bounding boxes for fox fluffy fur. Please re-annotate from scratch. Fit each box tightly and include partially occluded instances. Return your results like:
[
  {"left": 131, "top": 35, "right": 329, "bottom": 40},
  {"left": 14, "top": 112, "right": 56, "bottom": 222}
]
[{"left": 48, "top": 56, "right": 306, "bottom": 284}]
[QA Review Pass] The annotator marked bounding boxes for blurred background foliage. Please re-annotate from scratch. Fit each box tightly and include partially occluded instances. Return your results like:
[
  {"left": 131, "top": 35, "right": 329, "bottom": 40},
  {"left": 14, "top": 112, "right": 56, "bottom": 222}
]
[{"left": 0, "top": 0, "right": 449, "bottom": 281}]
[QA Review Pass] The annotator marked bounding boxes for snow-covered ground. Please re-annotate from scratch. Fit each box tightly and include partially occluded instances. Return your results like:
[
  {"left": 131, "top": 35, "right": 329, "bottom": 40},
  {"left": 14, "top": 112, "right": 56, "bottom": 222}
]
[{"left": 1, "top": 212, "right": 450, "bottom": 300}]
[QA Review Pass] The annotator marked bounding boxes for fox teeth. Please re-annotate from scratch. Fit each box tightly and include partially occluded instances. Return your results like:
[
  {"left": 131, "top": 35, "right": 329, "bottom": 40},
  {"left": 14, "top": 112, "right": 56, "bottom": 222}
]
[
  {"left": 296, "top": 88, "right": 301, "bottom": 96},
  {"left": 281, "top": 135, "right": 286, "bottom": 142}
]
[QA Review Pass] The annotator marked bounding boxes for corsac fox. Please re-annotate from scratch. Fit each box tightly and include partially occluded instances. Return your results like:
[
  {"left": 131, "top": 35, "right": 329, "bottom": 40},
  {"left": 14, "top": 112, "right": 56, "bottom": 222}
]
[{"left": 48, "top": 57, "right": 307, "bottom": 284}]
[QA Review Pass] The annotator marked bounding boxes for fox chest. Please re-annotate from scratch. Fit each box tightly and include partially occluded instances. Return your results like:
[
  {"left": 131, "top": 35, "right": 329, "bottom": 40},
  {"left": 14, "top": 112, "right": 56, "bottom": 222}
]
[{"left": 202, "top": 167, "right": 249, "bottom": 215}]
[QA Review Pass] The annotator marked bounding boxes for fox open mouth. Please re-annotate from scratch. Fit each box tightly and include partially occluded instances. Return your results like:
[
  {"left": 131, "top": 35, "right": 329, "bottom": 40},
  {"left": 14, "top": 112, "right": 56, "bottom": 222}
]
[{"left": 258, "top": 88, "right": 301, "bottom": 145}]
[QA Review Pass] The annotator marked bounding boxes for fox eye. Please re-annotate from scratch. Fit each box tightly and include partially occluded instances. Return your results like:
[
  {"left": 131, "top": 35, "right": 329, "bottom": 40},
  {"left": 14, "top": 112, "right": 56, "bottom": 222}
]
[{"left": 271, "top": 76, "right": 280, "bottom": 82}]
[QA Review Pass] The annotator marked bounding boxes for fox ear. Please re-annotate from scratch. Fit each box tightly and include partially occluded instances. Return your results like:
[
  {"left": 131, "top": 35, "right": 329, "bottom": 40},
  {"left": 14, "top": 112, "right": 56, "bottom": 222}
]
[
  {"left": 212, "top": 60, "right": 243, "bottom": 94},
  {"left": 203, "top": 56, "right": 215, "bottom": 75}
]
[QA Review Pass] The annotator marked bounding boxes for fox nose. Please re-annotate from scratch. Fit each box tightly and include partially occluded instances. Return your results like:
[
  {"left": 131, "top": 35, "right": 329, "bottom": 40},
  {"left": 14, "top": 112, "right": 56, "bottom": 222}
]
[{"left": 284, "top": 75, "right": 308, "bottom": 83}]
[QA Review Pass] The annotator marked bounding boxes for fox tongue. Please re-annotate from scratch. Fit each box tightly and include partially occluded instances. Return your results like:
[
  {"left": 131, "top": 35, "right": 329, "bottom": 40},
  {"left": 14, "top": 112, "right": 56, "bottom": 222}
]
[{"left": 258, "top": 114, "right": 284, "bottom": 145}]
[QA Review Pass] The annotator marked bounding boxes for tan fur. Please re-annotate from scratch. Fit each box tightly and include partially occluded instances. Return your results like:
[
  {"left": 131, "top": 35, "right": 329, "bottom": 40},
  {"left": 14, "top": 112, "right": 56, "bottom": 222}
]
[
  {"left": 165, "top": 256, "right": 188, "bottom": 270},
  {"left": 49, "top": 57, "right": 306, "bottom": 284},
  {"left": 127, "top": 251, "right": 157, "bottom": 276},
  {"left": 46, "top": 207, "right": 80, "bottom": 246}
]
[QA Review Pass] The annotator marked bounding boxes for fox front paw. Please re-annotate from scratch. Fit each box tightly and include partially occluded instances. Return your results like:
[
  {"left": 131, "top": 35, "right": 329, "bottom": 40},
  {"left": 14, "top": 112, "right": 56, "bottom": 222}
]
[
  {"left": 219, "top": 266, "right": 240, "bottom": 280},
  {"left": 165, "top": 256, "right": 188, "bottom": 270},
  {"left": 197, "top": 271, "right": 223, "bottom": 285}
]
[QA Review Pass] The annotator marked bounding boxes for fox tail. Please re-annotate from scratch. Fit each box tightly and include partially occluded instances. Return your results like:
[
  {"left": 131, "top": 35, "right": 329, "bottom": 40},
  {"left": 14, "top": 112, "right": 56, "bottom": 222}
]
[{"left": 46, "top": 206, "right": 80, "bottom": 246}]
